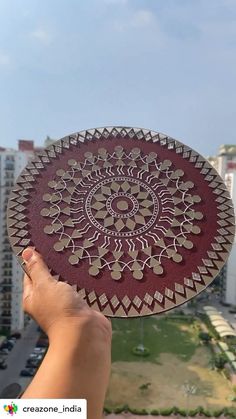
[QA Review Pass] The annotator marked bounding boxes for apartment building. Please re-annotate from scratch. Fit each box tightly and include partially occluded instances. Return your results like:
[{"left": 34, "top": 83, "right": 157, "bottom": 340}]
[
  {"left": 0, "top": 140, "right": 40, "bottom": 332},
  {"left": 208, "top": 145, "right": 236, "bottom": 305}
]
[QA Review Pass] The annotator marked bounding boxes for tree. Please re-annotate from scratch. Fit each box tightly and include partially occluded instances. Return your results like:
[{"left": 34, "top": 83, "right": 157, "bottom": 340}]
[
  {"left": 214, "top": 353, "right": 227, "bottom": 369},
  {"left": 198, "top": 331, "right": 211, "bottom": 344}
]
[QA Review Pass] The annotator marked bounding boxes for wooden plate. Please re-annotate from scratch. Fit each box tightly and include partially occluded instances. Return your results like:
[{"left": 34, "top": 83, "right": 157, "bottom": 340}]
[{"left": 7, "top": 127, "right": 235, "bottom": 317}]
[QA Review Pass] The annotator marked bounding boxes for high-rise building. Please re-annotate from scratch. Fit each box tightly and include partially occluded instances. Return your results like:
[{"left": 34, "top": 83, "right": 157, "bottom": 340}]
[
  {"left": 0, "top": 140, "right": 42, "bottom": 332},
  {"left": 208, "top": 145, "right": 236, "bottom": 305}
]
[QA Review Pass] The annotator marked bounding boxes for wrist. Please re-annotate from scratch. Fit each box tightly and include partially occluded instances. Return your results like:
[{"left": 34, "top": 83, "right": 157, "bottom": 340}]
[{"left": 48, "top": 309, "right": 112, "bottom": 348}]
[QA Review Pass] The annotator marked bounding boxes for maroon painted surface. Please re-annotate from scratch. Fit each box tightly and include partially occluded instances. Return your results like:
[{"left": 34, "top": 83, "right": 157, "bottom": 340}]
[{"left": 22, "top": 134, "right": 223, "bottom": 313}]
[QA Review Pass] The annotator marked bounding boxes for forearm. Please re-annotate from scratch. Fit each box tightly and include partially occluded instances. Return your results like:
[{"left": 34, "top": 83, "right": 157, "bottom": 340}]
[{"left": 22, "top": 315, "right": 112, "bottom": 419}]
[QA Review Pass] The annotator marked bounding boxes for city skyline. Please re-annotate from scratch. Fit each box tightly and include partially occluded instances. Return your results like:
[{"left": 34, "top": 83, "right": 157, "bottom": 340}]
[{"left": 0, "top": 0, "right": 236, "bottom": 155}]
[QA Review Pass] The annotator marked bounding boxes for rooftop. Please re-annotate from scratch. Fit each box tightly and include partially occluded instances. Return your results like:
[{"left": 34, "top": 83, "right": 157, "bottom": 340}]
[{"left": 219, "top": 144, "right": 236, "bottom": 155}]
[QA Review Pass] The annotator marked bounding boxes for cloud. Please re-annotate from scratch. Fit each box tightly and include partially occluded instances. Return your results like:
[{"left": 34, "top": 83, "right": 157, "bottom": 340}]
[
  {"left": 113, "top": 9, "right": 156, "bottom": 32},
  {"left": 131, "top": 10, "right": 155, "bottom": 28},
  {"left": 31, "top": 28, "right": 52, "bottom": 45},
  {"left": 0, "top": 52, "right": 10, "bottom": 66}
]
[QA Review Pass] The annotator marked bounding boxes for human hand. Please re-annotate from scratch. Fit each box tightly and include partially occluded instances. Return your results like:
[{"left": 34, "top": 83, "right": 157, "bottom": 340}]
[
  {"left": 22, "top": 247, "right": 111, "bottom": 341},
  {"left": 22, "top": 248, "right": 112, "bottom": 416}
]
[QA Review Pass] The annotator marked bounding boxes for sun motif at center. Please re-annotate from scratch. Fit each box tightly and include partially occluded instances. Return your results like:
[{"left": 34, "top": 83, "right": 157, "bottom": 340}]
[{"left": 85, "top": 177, "right": 160, "bottom": 236}]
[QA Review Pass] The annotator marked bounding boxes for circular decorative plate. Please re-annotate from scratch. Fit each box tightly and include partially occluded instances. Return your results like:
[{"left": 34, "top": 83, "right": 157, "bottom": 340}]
[{"left": 7, "top": 127, "right": 235, "bottom": 317}]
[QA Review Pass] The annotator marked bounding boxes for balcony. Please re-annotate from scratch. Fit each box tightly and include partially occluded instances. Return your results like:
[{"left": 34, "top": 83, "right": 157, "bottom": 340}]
[
  {"left": 0, "top": 317, "right": 11, "bottom": 330},
  {"left": 5, "top": 155, "right": 15, "bottom": 164},
  {"left": 4, "top": 188, "right": 13, "bottom": 196},
  {"left": 2, "top": 271, "right": 12, "bottom": 277},
  {"left": 0, "top": 302, "right": 11, "bottom": 309},
  {"left": 2, "top": 246, "right": 12, "bottom": 253},
  {"left": 5, "top": 162, "right": 15, "bottom": 172},
  {"left": 1, "top": 294, "right": 12, "bottom": 301},
  {"left": 1, "top": 312, "right": 11, "bottom": 318},
  {"left": 3, "top": 255, "right": 12, "bottom": 261},
  {"left": 3, "top": 263, "right": 12, "bottom": 269},
  {"left": 0, "top": 287, "right": 12, "bottom": 293},
  {"left": 0, "top": 279, "right": 12, "bottom": 285},
  {"left": 4, "top": 181, "right": 14, "bottom": 187},
  {"left": 0, "top": 280, "right": 12, "bottom": 286},
  {"left": 4, "top": 173, "right": 14, "bottom": 180}
]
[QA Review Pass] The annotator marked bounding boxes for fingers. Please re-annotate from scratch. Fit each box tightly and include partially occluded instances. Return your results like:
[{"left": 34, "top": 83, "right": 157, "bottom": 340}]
[{"left": 22, "top": 247, "right": 55, "bottom": 286}]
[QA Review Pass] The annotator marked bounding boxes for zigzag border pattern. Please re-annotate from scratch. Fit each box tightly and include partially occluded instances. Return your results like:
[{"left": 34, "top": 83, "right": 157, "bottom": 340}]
[{"left": 7, "top": 127, "right": 235, "bottom": 317}]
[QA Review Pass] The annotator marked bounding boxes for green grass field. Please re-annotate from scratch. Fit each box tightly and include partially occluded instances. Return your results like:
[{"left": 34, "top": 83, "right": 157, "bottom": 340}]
[
  {"left": 106, "top": 314, "right": 234, "bottom": 410},
  {"left": 111, "top": 315, "right": 200, "bottom": 363}
]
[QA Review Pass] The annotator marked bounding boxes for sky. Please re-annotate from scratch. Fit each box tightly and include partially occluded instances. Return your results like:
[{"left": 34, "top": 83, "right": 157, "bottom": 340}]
[{"left": 0, "top": 0, "right": 236, "bottom": 156}]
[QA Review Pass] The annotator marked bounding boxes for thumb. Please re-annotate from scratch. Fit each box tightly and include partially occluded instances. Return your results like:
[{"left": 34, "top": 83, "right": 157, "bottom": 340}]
[
  {"left": 22, "top": 247, "right": 54, "bottom": 285},
  {"left": 22, "top": 274, "right": 33, "bottom": 314},
  {"left": 23, "top": 273, "right": 32, "bottom": 300}
]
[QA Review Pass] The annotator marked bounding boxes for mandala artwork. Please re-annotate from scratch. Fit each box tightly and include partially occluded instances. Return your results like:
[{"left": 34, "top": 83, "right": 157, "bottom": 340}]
[{"left": 7, "top": 127, "right": 235, "bottom": 317}]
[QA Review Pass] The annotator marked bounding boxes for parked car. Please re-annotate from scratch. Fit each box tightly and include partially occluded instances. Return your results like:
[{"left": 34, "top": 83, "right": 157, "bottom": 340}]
[
  {"left": 29, "top": 354, "right": 43, "bottom": 360},
  {"left": 221, "top": 302, "right": 230, "bottom": 307},
  {"left": 20, "top": 368, "right": 36, "bottom": 377},
  {"left": 0, "top": 348, "right": 9, "bottom": 355},
  {"left": 10, "top": 332, "right": 21, "bottom": 339},
  {"left": 0, "top": 358, "right": 7, "bottom": 369},
  {"left": 26, "top": 359, "right": 41, "bottom": 368},
  {"left": 1, "top": 342, "right": 13, "bottom": 351},
  {"left": 7, "top": 339, "right": 16, "bottom": 345},
  {"left": 0, "top": 357, "right": 7, "bottom": 369},
  {"left": 36, "top": 339, "right": 48, "bottom": 348},
  {"left": 3, "top": 345, "right": 13, "bottom": 351},
  {"left": 33, "top": 347, "right": 46, "bottom": 354}
]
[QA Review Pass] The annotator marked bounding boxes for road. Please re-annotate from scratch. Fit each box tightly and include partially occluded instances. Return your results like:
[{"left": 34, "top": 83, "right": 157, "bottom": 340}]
[{"left": 0, "top": 320, "right": 40, "bottom": 395}]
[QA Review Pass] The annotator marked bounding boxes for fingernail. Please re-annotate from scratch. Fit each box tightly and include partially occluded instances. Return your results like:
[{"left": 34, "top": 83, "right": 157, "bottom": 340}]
[{"left": 22, "top": 248, "right": 34, "bottom": 262}]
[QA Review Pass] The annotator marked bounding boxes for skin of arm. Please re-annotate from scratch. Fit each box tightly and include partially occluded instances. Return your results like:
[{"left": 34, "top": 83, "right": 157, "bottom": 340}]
[{"left": 21, "top": 248, "right": 112, "bottom": 419}]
